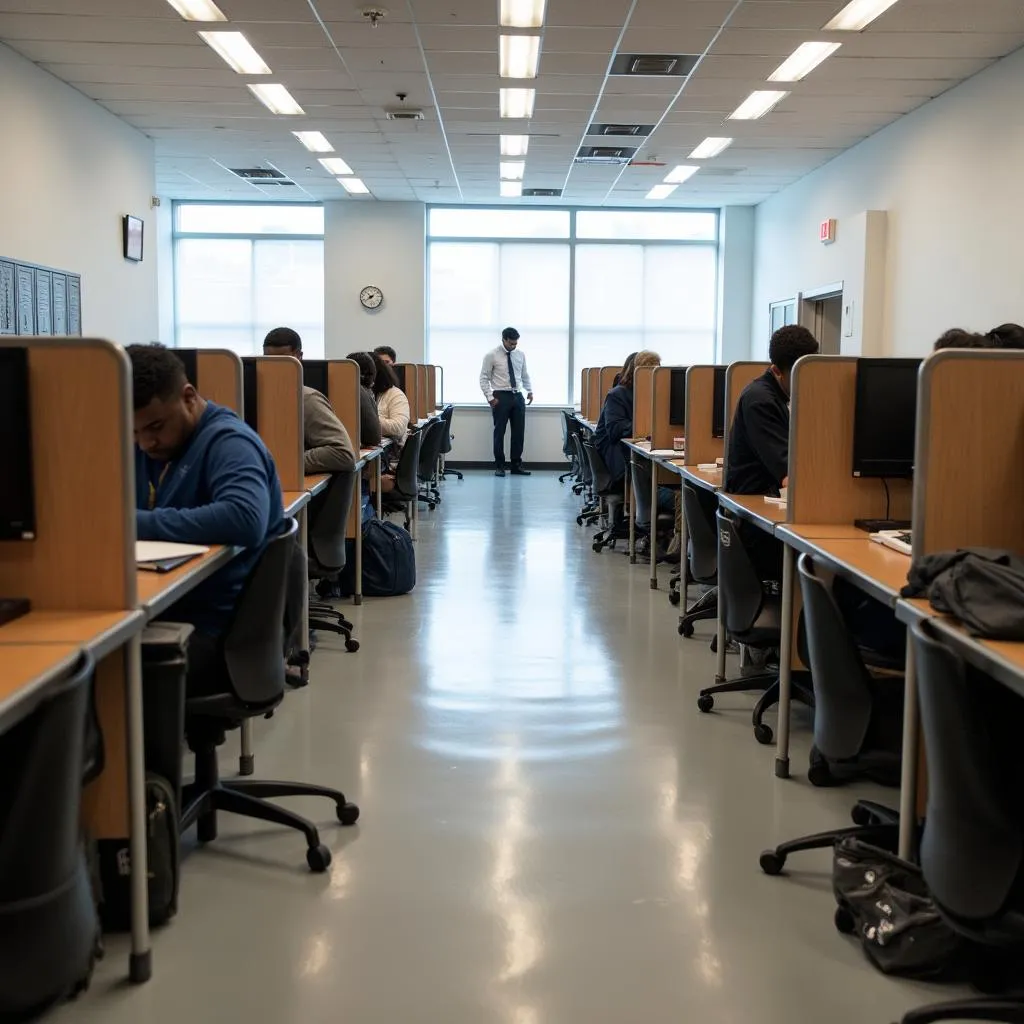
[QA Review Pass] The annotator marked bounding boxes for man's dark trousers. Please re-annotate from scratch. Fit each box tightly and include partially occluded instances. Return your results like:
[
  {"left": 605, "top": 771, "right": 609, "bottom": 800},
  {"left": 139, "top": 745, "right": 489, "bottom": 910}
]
[{"left": 492, "top": 390, "right": 526, "bottom": 468}]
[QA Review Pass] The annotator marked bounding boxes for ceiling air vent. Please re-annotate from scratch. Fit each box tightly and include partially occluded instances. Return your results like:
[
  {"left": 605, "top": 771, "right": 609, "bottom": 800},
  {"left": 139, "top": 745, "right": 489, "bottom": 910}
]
[
  {"left": 575, "top": 145, "right": 637, "bottom": 165},
  {"left": 609, "top": 53, "right": 699, "bottom": 77},
  {"left": 230, "top": 167, "right": 295, "bottom": 184},
  {"left": 587, "top": 122, "right": 654, "bottom": 137},
  {"left": 522, "top": 187, "right": 562, "bottom": 197},
  {"left": 385, "top": 107, "right": 426, "bottom": 120}
]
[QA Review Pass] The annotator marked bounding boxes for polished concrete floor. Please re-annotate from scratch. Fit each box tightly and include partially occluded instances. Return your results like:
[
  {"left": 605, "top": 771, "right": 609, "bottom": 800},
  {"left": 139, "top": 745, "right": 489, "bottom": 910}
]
[{"left": 63, "top": 472, "right": 955, "bottom": 1023}]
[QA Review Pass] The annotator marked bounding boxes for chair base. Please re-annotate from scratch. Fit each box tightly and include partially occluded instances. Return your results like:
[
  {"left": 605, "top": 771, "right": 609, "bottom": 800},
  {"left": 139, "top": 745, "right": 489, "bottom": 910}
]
[
  {"left": 697, "top": 672, "right": 814, "bottom": 745},
  {"left": 442, "top": 467, "right": 463, "bottom": 481},
  {"left": 679, "top": 588, "right": 718, "bottom": 636},
  {"left": 759, "top": 800, "right": 899, "bottom": 876},
  {"left": 898, "top": 997, "right": 1024, "bottom": 1024}
]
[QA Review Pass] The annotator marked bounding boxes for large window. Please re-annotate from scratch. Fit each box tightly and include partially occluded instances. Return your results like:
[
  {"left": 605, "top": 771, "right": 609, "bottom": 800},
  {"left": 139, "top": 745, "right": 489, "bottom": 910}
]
[
  {"left": 427, "top": 208, "right": 718, "bottom": 404},
  {"left": 173, "top": 203, "right": 325, "bottom": 357}
]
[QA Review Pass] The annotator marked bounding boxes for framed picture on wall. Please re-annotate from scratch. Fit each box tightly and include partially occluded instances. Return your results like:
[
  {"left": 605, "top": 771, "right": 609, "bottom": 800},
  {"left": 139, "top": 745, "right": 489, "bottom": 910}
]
[
  {"left": 67, "top": 276, "right": 81, "bottom": 335},
  {"left": 123, "top": 215, "right": 144, "bottom": 262},
  {"left": 0, "top": 260, "right": 14, "bottom": 335},
  {"left": 15, "top": 264, "right": 34, "bottom": 335},
  {"left": 34, "top": 268, "right": 52, "bottom": 335},
  {"left": 51, "top": 273, "right": 68, "bottom": 335}
]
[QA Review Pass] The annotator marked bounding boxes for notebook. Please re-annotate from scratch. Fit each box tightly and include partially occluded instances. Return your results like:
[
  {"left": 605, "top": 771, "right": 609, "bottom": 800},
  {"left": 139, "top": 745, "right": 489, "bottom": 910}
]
[{"left": 136, "top": 541, "right": 209, "bottom": 573}]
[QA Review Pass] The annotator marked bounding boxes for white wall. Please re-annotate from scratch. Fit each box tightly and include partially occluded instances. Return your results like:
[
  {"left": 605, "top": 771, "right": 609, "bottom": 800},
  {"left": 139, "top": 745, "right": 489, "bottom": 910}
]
[
  {"left": 717, "top": 205, "right": 754, "bottom": 363},
  {"left": 752, "top": 46, "right": 1024, "bottom": 360},
  {"left": 446, "top": 406, "right": 567, "bottom": 465},
  {"left": 324, "top": 201, "right": 426, "bottom": 361},
  {"left": 0, "top": 42, "right": 157, "bottom": 345}
]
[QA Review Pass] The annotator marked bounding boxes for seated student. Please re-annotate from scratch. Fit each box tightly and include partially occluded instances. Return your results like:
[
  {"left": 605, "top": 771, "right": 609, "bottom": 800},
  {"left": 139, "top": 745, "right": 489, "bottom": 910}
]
[
  {"left": 346, "top": 351, "right": 383, "bottom": 448},
  {"left": 262, "top": 327, "right": 356, "bottom": 474},
  {"left": 612, "top": 351, "right": 638, "bottom": 388},
  {"left": 129, "top": 344, "right": 285, "bottom": 691},
  {"left": 373, "top": 345, "right": 397, "bottom": 368},
  {"left": 933, "top": 324, "right": 1024, "bottom": 350},
  {"left": 987, "top": 322, "right": 1024, "bottom": 348},
  {"left": 372, "top": 352, "right": 411, "bottom": 445}
]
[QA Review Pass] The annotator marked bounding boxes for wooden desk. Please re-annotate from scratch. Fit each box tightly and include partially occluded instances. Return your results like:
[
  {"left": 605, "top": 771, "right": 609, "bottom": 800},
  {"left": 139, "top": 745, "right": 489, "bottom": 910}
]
[
  {"left": 137, "top": 546, "right": 239, "bottom": 621},
  {"left": 0, "top": 644, "right": 81, "bottom": 731},
  {"left": 305, "top": 473, "right": 330, "bottom": 497},
  {"left": 677, "top": 464, "right": 721, "bottom": 492},
  {"left": 283, "top": 491, "right": 311, "bottom": 517},
  {"left": 718, "top": 492, "right": 788, "bottom": 532},
  {"left": 0, "top": 609, "right": 144, "bottom": 660}
]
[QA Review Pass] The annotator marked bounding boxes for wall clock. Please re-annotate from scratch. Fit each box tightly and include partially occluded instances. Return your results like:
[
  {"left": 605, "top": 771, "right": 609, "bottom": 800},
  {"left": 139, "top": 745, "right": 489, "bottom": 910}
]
[{"left": 360, "top": 285, "right": 384, "bottom": 310}]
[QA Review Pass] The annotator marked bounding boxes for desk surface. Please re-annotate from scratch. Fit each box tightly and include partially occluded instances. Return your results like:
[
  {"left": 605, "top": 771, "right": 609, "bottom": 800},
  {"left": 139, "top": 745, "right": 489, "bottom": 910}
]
[
  {"left": 779, "top": 529, "right": 911, "bottom": 607},
  {"left": 677, "top": 465, "right": 722, "bottom": 491},
  {"left": 136, "top": 545, "right": 238, "bottom": 621},
  {"left": 283, "top": 490, "right": 311, "bottom": 516},
  {"left": 360, "top": 446, "right": 384, "bottom": 461},
  {"left": 305, "top": 473, "right": 330, "bottom": 496},
  {"left": 718, "top": 492, "right": 788, "bottom": 532},
  {"left": 0, "top": 609, "right": 144, "bottom": 660},
  {"left": 0, "top": 644, "right": 81, "bottom": 730}
]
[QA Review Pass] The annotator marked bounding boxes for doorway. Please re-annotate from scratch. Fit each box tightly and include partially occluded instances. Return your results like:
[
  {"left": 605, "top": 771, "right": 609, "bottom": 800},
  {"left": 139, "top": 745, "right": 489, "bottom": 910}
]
[{"left": 798, "top": 284, "right": 844, "bottom": 355}]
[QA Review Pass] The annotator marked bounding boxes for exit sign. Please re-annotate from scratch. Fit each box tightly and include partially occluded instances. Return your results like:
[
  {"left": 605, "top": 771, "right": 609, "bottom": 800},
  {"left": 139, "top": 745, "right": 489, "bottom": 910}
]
[{"left": 819, "top": 218, "right": 837, "bottom": 244}]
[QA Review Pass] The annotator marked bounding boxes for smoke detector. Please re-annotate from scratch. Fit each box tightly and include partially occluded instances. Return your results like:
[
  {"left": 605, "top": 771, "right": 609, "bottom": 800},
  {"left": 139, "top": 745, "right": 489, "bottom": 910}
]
[{"left": 360, "top": 6, "right": 389, "bottom": 27}]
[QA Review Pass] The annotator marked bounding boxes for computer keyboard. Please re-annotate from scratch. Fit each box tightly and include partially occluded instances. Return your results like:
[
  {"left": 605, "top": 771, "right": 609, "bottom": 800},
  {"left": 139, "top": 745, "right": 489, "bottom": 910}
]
[{"left": 870, "top": 529, "right": 912, "bottom": 556}]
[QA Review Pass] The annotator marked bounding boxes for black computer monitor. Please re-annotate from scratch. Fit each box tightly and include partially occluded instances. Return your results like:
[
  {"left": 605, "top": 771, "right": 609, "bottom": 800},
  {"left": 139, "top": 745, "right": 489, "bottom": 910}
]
[
  {"left": 0, "top": 348, "right": 36, "bottom": 540},
  {"left": 393, "top": 364, "right": 406, "bottom": 391},
  {"left": 302, "top": 359, "right": 329, "bottom": 398},
  {"left": 711, "top": 366, "right": 727, "bottom": 438},
  {"left": 669, "top": 367, "right": 687, "bottom": 424},
  {"left": 852, "top": 358, "right": 922, "bottom": 478}
]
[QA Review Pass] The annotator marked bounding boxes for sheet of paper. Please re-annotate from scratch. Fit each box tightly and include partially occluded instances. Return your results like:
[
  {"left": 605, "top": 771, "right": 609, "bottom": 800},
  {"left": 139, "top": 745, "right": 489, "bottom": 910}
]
[
  {"left": 136, "top": 540, "right": 209, "bottom": 563},
  {"left": 650, "top": 449, "right": 680, "bottom": 456}
]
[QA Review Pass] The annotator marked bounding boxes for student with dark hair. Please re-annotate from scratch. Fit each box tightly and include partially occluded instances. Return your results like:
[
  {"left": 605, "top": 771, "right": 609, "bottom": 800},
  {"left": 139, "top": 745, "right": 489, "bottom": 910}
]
[
  {"left": 346, "top": 351, "right": 383, "bottom": 448},
  {"left": 612, "top": 351, "right": 638, "bottom": 388},
  {"left": 128, "top": 343, "right": 285, "bottom": 689},
  {"left": 373, "top": 345, "right": 397, "bottom": 367},
  {"left": 986, "top": 323, "right": 1024, "bottom": 349},
  {"left": 594, "top": 350, "right": 660, "bottom": 484},
  {"left": 262, "top": 326, "right": 356, "bottom": 473},
  {"left": 371, "top": 352, "right": 411, "bottom": 443},
  {"left": 933, "top": 328, "right": 989, "bottom": 350}
]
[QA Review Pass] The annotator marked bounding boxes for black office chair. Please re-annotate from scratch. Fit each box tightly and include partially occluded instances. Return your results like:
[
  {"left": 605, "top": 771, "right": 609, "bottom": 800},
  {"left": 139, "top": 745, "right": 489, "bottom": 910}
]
[
  {"left": 181, "top": 518, "right": 359, "bottom": 873},
  {"left": 759, "top": 553, "right": 905, "bottom": 875},
  {"left": 571, "top": 433, "right": 599, "bottom": 524},
  {"left": 697, "top": 510, "right": 814, "bottom": 744},
  {"left": 417, "top": 417, "right": 447, "bottom": 509},
  {"left": 559, "top": 410, "right": 577, "bottom": 483},
  {"left": 0, "top": 652, "right": 101, "bottom": 1016},
  {"left": 438, "top": 404, "right": 462, "bottom": 481},
  {"left": 382, "top": 426, "right": 423, "bottom": 531},
  {"left": 894, "top": 620, "right": 1024, "bottom": 1024},
  {"left": 582, "top": 440, "right": 626, "bottom": 553},
  {"left": 677, "top": 482, "right": 719, "bottom": 636},
  {"left": 307, "top": 469, "right": 360, "bottom": 653}
]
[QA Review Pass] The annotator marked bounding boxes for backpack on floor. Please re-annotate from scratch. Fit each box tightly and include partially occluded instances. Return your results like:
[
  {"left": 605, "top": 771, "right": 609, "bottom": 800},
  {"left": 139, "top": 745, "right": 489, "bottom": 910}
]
[{"left": 361, "top": 518, "right": 416, "bottom": 597}]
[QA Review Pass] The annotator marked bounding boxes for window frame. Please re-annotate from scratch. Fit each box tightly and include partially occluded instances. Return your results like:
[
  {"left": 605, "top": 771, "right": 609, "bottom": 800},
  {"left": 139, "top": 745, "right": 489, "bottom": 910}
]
[{"left": 426, "top": 206, "right": 720, "bottom": 407}]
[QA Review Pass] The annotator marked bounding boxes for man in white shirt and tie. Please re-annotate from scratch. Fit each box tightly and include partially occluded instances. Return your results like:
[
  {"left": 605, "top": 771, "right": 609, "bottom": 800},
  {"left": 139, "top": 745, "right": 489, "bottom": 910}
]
[{"left": 479, "top": 326, "right": 533, "bottom": 477}]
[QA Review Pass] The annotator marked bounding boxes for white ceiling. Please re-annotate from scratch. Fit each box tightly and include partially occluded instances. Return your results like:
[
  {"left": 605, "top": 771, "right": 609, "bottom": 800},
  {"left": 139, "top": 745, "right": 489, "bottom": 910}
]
[{"left": 1, "top": 0, "right": 1023, "bottom": 207}]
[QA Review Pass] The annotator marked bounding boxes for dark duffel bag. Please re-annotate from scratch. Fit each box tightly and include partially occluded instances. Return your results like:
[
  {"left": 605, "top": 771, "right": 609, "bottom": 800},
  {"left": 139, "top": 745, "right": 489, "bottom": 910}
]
[{"left": 362, "top": 518, "right": 416, "bottom": 597}]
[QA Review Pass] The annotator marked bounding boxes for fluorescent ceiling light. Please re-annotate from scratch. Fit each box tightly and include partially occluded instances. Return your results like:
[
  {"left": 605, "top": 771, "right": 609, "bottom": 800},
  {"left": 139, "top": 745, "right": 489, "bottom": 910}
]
[
  {"left": 500, "top": 181, "right": 523, "bottom": 198},
  {"left": 500, "top": 0, "right": 546, "bottom": 29},
  {"left": 319, "top": 156, "right": 354, "bottom": 175},
  {"left": 688, "top": 136, "right": 732, "bottom": 159},
  {"left": 728, "top": 89, "right": 789, "bottom": 120},
  {"left": 338, "top": 177, "right": 370, "bottom": 194},
  {"left": 198, "top": 31, "right": 271, "bottom": 75},
  {"left": 824, "top": 0, "right": 901, "bottom": 31},
  {"left": 500, "top": 34, "right": 541, "bottom": 79},
  {"left": 646, "top": 184, "right": 677, "bottom": 201},
  {"left": 501, "top": 134, "right": 530, "bottom": 157},
  {"left": 248, "top": 83, "right": 305, "bottom": 116},
  {"left": 768, "top": 41, "right": 841, "bottom": 82},
  {"left": 500, "top": 88, "right": 536, "bottom": 119},
  {"left": 499, "top": 161, "right": 525, "bottom": 180},
  {"left": 664, "top": 165, "right": 698, "bottom": 184},
  {"left": 164, "top": 0, "right": 226, "bottom": 20},
  {"left": 294, "top": 131, "right": 333, "bottom": 153}
]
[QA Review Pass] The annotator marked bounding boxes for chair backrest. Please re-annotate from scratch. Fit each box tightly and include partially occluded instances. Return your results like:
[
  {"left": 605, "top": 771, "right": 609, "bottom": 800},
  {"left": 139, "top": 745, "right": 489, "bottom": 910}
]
[
  {"left": 417, "top": 418, "right": 446, "bottom": 478},
  {"left": 631, "top": 455, "right": 653, "bottom": 528},
  {"left": 582, "top": 439, "right": 616, "bottom": 495},
  {"left": 682, "top": 482, "right": 717, "bottom": 583},
  {"left": 560, "top": 410, "right": 573, "bottom": 459},
  {"left": 223, "top": 517, "right": 300, "bottom": 707},
  {"left": 392, "top": 426, "right": 424, "bottom": 499},
  {"left": 796, "top": 554, "right": 875, "bottom": 760},
  {"left": 571, "top": 432, "right": 591, "bottom": 485},
  {"left": 308, "top": 469, "right": 358, "bottom": 576},
  {"left": 911, "top": 619, "right": 1024, "bottom": 924},
  {"left": 0, "top": 650, "right": 94, "bottom": 900},
  {"left": 439, "top": 404, "right": 454, "bottom": 456},
  {"left": 715, "top": 510, "right": 765, "bottom": 636}
]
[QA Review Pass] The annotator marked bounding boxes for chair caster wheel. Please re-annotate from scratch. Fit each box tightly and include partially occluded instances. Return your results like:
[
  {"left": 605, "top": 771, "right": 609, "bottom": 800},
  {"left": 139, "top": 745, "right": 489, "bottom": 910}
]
[
  {"left": 678, "top": 620, "right": 694, "bottom": 637},
  {"left": 345, "top": 638, "right": 360, "bottom": 653},
  {"left": 592, "top": 543, "right": 602, "bottom": 553},
  {"left": 337, "top": 802, "right": 360, "bottom": 826},
  {"left": 808, "top": 760, "right": 834, "bottom": 787},
  {"left": 710, "top": 634, "right": 718, "bottom": 653},
  {"left": 753, "top": 723, "right": 774, "bottom": 745},
  {"left": 669, "top": 590, "right": 681, "bottom": 606},
  {"left": 307, "top": 843, "right": 332, "bottom": 872},
  {"left": 576, "top": 516, "right": 584, "bottom": 526},
  {"left": 834, "top": 906, "right": 856, "bottom": 933},
  {"left": 851, "top": 804, "right": 873, "bottom": 826},
  {"left": 697, "top": 694, "right": 714, "bottom": 713},
  {"left": 759, "top": 849, "right": 785, "bottom": 875}
]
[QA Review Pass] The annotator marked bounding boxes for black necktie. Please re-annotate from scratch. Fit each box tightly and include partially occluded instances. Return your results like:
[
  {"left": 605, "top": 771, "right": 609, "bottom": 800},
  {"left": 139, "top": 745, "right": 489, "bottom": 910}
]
[{"left": 507, "top": 349, "right": 517, "bottom": 391}]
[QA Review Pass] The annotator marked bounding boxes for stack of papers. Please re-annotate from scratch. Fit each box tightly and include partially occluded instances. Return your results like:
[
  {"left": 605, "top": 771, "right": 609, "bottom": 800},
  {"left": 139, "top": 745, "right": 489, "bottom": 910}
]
[{"left": 136, "top": 541, "right": 209, "bottom": 572}]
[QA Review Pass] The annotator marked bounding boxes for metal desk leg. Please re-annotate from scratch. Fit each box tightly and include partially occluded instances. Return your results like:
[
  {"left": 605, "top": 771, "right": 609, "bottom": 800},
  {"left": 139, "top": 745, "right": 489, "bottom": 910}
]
[
  {"left": 125, "top": 634, "right": 152, "bottom": 983},
  {"left": 715, "top": 557, "right": 727, "bottom": 683},
  {"left": 680, "top": 509, "right": 689, "bottom": 609},
  {"left": 774, "top": 544, "right": 796, "bottom": 780},
  {"left": 299, "top": 506, "right": 310, "bottom": 651},
  {"left": 898, "top": 638, "right": 919, "bottom": 860},
  {"left": 628, "top": 453, "right": 637, "bottom": 563},
  {"left": 649, "top": 459, "right": 659, "bottom": 589},
  {"left": 411, "top": 495, "right": 418, "bottom": 541},
  {"left": 354, "top": 506, "right": 363, "bottom": 605},
  {"left": 376, "top": 456, "right": 383, "bottom": 519}
]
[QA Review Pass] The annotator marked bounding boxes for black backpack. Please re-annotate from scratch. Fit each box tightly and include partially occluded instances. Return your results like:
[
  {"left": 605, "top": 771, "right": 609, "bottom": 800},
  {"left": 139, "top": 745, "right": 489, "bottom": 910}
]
[{"left": 362, "top": 519, "right": 416, "bottom": 597}]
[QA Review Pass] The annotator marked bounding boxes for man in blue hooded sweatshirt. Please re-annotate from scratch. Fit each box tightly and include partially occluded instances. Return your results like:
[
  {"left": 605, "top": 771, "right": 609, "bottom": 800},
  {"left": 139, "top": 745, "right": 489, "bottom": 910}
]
[{"left": 128, "top": 343, "right": 284, "bottom": 692}]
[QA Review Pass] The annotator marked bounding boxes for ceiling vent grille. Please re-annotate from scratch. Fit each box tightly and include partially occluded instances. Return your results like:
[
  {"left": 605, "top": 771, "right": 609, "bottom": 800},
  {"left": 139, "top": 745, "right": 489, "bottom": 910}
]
[
  {"left": 575, "top": 145, "right": 637, "bottom": 165},
  {"left": 385, "top": 107, "right": 426, "bottom": 120},
  {"left": 522, "top": 187, "right": 562, "bottom": 197},
  {"left": 587, "top": 122, "right": 653, "bottom": 137},
  {"left": 610, "top": 53, "right": 699, "bottom": 77},
  {"left": 230, "top": 167, "right": 296, "bottom": 185}
]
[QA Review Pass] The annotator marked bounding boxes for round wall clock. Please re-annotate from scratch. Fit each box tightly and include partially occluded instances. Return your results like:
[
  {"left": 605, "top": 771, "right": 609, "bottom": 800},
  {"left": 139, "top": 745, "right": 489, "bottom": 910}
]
[{"left": 359, "top": 285, "right": 384, "bottom": 310}]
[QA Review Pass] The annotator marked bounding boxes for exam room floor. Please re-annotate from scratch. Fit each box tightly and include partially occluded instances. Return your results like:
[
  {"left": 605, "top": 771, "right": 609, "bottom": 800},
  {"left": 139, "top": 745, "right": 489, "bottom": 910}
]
[{"left": 62, "top": 472, "right": 957, "bottom": 1024}]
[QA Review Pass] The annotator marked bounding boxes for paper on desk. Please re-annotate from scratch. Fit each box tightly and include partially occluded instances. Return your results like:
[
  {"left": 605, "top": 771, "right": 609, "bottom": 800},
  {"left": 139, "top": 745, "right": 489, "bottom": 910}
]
[
  {"left": 649, "top": 449, "right": 679, "bottom": 456},
  {"left": 136, "top": 541, "right": 209, "bottom": 563}
]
